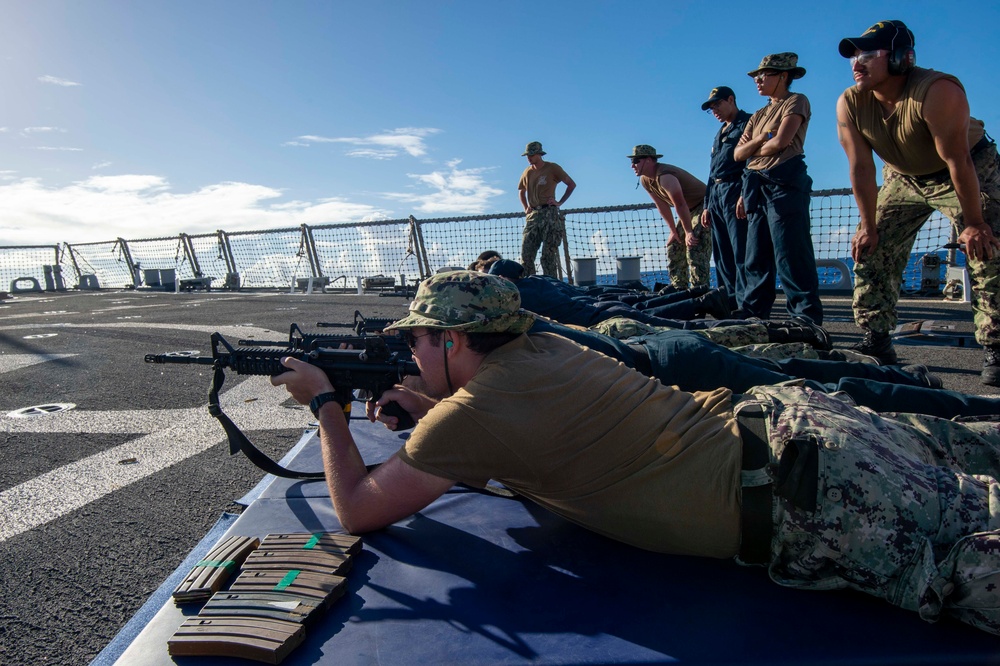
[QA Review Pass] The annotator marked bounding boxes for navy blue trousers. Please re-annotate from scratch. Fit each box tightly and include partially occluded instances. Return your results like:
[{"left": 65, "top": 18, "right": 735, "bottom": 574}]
[
  {"left": 707, "top": 179, "right": 747, "bottom": 308},
  {"left": 635, "top": 330, "right": 998, "bottom": 418},
  {"left": 743, "top": 172, "right": 823, "bottom": 324}
]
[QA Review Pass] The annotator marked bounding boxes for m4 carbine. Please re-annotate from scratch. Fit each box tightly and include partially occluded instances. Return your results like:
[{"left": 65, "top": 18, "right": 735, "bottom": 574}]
[
  {"left": 145, "top": 330, "right": 419, "bottom": 478},
  {"left": 237, "top": 311, "right": 409, "bottom": 356}
]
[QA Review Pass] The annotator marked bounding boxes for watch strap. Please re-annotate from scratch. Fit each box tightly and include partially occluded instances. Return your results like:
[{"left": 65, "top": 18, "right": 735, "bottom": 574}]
[{"left": 309, "top": 392, "right": 341, "bottom": 419}]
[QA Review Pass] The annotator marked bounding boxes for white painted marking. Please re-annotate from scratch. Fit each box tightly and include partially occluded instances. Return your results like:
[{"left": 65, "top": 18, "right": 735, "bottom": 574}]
[
  {"left": 23, "top": 333, "right": 58, "bottom": 339},
  {"left": 0, "top": 375, "right": 312, "bottom": 542},
  {"left": 0, "top": 353, "right": 78, "bottom": 373},
  {"left": 7, "top": 403, "right": 76, "bottom": 418}
]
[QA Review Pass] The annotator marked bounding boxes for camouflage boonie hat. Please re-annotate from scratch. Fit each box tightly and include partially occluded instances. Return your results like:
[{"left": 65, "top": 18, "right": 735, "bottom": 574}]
[
  {"left": 627, "top": 144, "right": 662, "bottom": 159},
  {"left": 385, "top": 270, "right": 535, "bottom": 334},
  {"left": 521, "top": 141, "right": 546, "bottom": 156},
  {"left": 747, "top": 52, "right": 806, "bottom": 80}
]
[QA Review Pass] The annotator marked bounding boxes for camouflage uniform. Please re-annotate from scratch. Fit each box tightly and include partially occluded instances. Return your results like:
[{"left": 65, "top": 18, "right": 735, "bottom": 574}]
[
  {"left": 665, "top": 212, "right": 713, "bottom": 289},
  {"left": 521, "top": 205, "right": 566, "bottom": 278},
  {"left": 731, "top": 342, "right": 818, "bottom": 360},
  {"left": 738, "top": 384, "right": 1000, "bottom": 634},
  {"left": 853, "top": 142, "right": 1000, "bottom": 346},
  {"left": 592, "top": 316, "right": 770, "bottom": 348}
]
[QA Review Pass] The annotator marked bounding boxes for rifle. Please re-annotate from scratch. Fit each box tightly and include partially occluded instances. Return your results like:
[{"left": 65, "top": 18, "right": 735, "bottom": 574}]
[
  {"left": 145, "top": 330, "right": 419, "bottom": 479},
  {"left": 238, "top": 311, "right": 409, "bottom": 356},
  {"left": 318, "top": 310, "right": 397, "bottom": 335},
  {"left": 238, "top": 323, "right": 410, "bottom": 356}
]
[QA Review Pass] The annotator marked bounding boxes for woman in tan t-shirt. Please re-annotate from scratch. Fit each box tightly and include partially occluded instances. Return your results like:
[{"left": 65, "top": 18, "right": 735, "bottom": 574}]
[{"left": 732, "top": 52, "right": 823, "bottom": 326}]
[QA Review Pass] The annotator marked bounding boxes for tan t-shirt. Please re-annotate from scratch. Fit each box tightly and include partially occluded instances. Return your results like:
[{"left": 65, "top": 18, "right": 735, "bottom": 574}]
[
  {"left": 841, "top": 67, "right": 986, "bottom": 177},
  {"left": 743, "top": 93, "right": 810, "bottom": 171},
  {"left": 518, "top": 162, "right": 570, "bottom": 208},
  {"left": 398, "top": 333, "right": 743, "bottom": 558},
  {"left": 641, "top": 163, "right": 707, "bottom": 210}
]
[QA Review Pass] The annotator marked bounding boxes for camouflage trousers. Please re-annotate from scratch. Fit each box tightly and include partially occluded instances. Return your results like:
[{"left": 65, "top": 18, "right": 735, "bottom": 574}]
[
  {"left": 853, "top": 142, "right": 1000, "bottom": 345},
  {"left": 521, "top": 206, "right": 565, "bottom": 278},
  {"left": 592, "top": 316, "right": 767, "bottom": 347},
  {"left": 738, "top": 385, "right": 1000, "bottom": 635},
  {"left": 666, "top": 205, "right": 712, "bottom": 289}
]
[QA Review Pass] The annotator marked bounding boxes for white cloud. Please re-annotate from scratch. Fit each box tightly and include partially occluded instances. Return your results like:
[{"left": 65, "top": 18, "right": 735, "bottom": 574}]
[
  {"left": 0, "top": 176, "right": 386, "bottom": 246},
  {"left": 33, "top": 146, "right": 83, "bottom": 151},
  {"left": 290, "top": 127, "right": 441, "bottom": 158},
  {"left": 38, "top": 75, "right": 81, "bottom": 87},
  {"left": 92, "top": 161, "right": 112, "bottom": 170},
  {"left": 382, "top": 161, "right": 504, "bottom": 214},
  {"left": 345, "top": 149, "right": 396, "bottom": 160},
  {"left": 22, "top": 127, "right": 67, "bottom": 135}
]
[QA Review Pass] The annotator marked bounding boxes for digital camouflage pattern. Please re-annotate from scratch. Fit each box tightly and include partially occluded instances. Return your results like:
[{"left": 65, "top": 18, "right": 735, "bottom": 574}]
[
  {"left": 740, "top": 384, "right": 1000, "bottom": 635},
  {"left": 730, "top": 341, "right": 818, "bottom": 360},
  {"left": 386, "top": 270, "right": 535, "bottom": 334},
  {"left": 627, "top": 144, "right": 663, "bottom": 159},
  {"left": 522, "top": 141, "right": 546, "bottom": 156},
  {"left": 747, "top": 52, "right": 806, "bottom": 79},
  {"left": 591, "top": 316, "right": 771, "bottom": 348},
  {"left": 521, "top": 205, "right": 566, "bottom": 277},
  {"left": 853, "top": 143, "right": 1000, "bottom": 346},
  {"left": 667, "top": 212, "right": 713, "bottom": 288}
]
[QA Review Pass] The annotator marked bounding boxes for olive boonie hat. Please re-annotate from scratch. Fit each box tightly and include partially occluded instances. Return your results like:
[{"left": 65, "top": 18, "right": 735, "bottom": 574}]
[
  {"left": 385, "top": 270, "right": 535, "bottom": 334},
  {"left": 701, "top": 85, "right": 735, "bottom": 111},
  {"left": 747, "top": 52, "right": 806, "bottom": 80},
  {"left": 838, "top": 20, "right": 914, "bottom": 58},
  {"left": 522, "top": 141, "right": 546, "bottom": 156},
  {"left": 627, "top": 144, "right": 662, "bottom": 159}
]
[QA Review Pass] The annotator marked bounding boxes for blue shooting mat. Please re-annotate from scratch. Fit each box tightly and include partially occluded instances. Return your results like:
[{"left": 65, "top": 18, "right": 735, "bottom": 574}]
[{"left": 111, "top": 418, "right": 1000, "bottom": 665}]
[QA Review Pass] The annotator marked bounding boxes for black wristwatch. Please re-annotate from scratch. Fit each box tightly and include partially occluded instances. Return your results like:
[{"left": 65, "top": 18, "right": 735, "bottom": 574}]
[{"left": 309, "top": 392, "right": 341, "bottom": 419}]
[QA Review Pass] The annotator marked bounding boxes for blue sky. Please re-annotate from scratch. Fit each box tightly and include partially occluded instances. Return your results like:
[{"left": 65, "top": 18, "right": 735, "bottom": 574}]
[{"left": 1, "top": 0, "right": 998, "bottom": 246}]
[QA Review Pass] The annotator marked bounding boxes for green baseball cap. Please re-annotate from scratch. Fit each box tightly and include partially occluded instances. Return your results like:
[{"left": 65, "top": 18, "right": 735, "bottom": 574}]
[{"left": 386, "top": 270, "right": 536, "bottom": 334}]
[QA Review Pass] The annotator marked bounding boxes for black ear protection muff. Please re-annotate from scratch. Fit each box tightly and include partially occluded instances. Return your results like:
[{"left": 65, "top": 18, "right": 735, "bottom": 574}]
[{"left": 887, "top": 20, "right": 916, "bottom": 76}]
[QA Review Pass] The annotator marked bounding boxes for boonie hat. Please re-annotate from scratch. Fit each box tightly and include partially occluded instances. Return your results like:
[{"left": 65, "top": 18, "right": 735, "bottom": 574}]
[
  {"left": 522, "top": 141, "right": 546, "bottom": 156},
  {"left": 839, "top": 20, "right": 914, "bottom": 58},
  {"left": 747, "top": 52, "right": 806, "bottom": 80},
  {"left": 627, "top": 144, "right": 662, "bottom": 159},
  {"left": 701, "top": 86, "right": 735, "bottom": 111},
  {"left": 385, "top": 270, "right": 535, "bottom": 334}
]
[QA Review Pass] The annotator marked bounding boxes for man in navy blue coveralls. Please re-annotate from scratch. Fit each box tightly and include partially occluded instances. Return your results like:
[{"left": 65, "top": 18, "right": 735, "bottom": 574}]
[{"left": 702, "top": 86, "right": 752, "bottom": 313}]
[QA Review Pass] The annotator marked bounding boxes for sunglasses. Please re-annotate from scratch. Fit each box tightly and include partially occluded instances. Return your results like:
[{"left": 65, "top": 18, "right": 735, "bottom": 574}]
[
  {"left": 754, "top": 71, "right": 781, "bottom": 82},
  {"left": 631, "top": 157, "right": 646, "bottom": 165},
  {"left": 403, "top": 330, "right": 432, "bottom": 350}
]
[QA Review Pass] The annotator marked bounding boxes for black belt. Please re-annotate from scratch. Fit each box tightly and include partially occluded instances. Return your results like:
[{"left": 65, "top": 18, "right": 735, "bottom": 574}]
[
  {"left": 534, "top": 204, "right": 557, "bottom": 209},
  {"left": 736, "top": 405, "right": 774, "bottom": 565}
]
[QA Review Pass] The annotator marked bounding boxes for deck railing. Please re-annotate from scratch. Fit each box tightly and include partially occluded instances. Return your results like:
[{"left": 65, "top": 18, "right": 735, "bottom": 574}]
[{"left": 0, "top": 189, "right": 958, "bottom": 295}]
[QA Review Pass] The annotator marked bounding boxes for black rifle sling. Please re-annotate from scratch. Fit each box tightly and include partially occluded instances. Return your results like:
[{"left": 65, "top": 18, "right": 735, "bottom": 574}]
[{"left": 208, "top": 365, "right": 325, "bottom": 479}]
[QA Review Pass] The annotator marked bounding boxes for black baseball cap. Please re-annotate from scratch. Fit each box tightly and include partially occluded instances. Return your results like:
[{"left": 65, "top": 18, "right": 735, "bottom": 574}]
[
  {"left": 839, "top": 20, "right": 914, "bottom": 57},
  {"left": 701, "top": 86, "right": 735, "bottom": 111}
]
